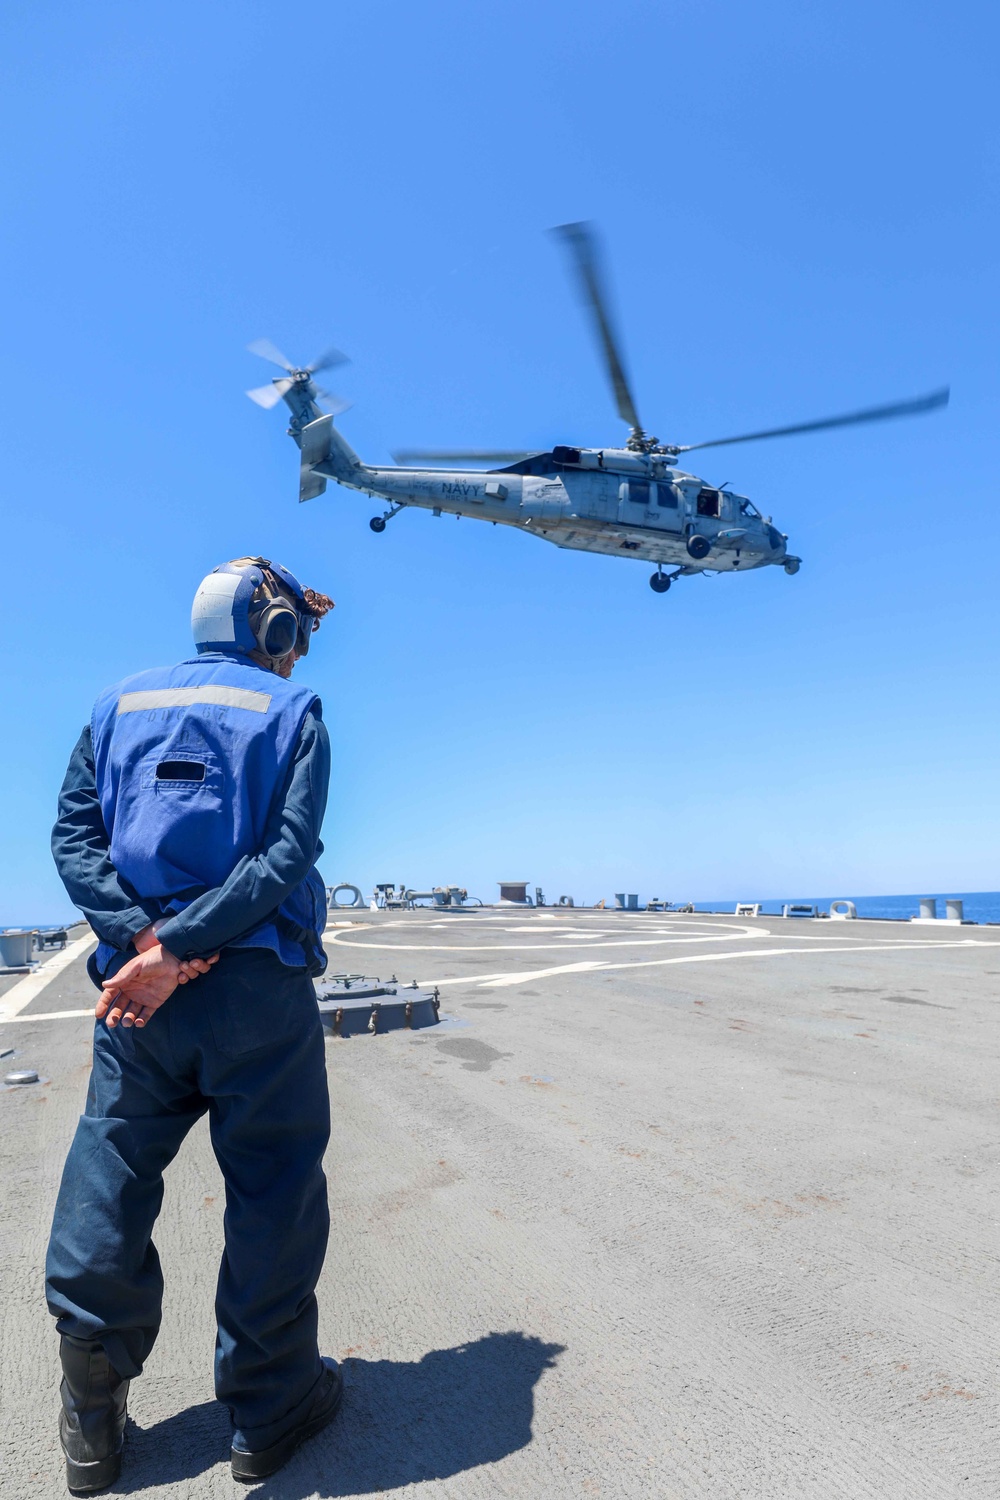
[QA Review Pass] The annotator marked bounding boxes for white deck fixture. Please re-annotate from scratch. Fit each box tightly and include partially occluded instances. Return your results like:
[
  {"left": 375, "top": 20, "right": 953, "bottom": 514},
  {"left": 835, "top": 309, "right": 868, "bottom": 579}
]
[{"left": 829, "top": 900, "right": 857, "bottom": 919}]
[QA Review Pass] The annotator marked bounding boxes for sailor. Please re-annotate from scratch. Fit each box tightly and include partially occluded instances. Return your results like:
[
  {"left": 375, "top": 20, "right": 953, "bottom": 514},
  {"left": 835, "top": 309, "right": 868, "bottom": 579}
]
[{"left": 46, "top": 557, "right": 341, "bottom": 1491}]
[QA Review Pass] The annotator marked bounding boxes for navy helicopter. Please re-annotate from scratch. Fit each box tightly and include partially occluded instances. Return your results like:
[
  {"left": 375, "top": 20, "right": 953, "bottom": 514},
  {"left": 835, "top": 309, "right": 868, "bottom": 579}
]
[{"left": 247, "top": 223, "right": 948, "bottom": 594}]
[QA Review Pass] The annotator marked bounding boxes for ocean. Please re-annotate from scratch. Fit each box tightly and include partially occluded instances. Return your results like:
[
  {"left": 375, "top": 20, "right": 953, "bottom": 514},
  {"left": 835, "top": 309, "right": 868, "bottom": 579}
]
[{"left": 693, "top": 890, "right": 1000, "bottom": 924}]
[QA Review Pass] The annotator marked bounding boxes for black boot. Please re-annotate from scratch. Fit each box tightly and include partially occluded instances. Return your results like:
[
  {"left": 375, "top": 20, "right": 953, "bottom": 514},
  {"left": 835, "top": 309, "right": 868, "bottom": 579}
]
[
  {"left": 231, "top": 1359, "right": 343, "bottom": 1482},
  {"left": 58, "top": 1335, "right": 130, "bottom": 1494}
]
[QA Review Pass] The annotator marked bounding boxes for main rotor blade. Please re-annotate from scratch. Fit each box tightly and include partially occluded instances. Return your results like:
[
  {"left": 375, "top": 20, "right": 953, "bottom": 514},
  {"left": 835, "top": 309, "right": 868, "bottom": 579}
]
[
  {"left": 552, "top": 221, "right": 642, "bottom": 434},
  {"left": 390, "top": 448, "right": 543, "bottom": 466},
  {"left": 246, "top": 378, "right": 294, "bottom": 409},
  {"left": 307, "top": 346, "right": 349, "bottom": 376},
  {"left": 247, "top": 338, "right": 295, "bottom": 372},
  {"left": 676, "top": 387, "right": 950, "bottom": 454}
]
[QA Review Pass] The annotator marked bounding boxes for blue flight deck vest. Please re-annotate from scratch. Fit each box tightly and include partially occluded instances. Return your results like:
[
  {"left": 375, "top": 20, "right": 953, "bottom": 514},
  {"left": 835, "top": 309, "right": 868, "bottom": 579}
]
[{"left": 90, "top": 652, "right": 327, "bottom": 976}]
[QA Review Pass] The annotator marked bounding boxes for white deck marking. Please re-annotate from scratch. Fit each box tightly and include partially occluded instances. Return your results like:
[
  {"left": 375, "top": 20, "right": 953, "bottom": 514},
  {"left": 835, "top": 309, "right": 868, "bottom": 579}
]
[
  {"left": 471, "top": 960, "right": 609, "bottom": 985},
  {"left": 0, "top": 934, "right": 97, "bottom": 1022},
  {"left": 4, "top": 1008, "right": 94, "bottom": 1022},
  {"left": 464, "top": 939, "right": 1000, "bottom": 987},
  {"left": 502, "top": 922, "right": 591, "bottom": 932}
]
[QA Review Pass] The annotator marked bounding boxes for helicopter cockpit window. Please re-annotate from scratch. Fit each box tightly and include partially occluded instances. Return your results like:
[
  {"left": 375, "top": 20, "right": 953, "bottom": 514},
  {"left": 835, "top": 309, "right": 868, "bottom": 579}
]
[
  {"left": 629, "top": 480, "right": 650, "bottom": 507},
  {"left": 655, "top": 483, "right": 678, "bottom": 509},
  {"left": 739, "top": 498, "right": 761, "bottom": 518},
  {"left": 696, "top": 487, "right": 721, "bottom": 518}
]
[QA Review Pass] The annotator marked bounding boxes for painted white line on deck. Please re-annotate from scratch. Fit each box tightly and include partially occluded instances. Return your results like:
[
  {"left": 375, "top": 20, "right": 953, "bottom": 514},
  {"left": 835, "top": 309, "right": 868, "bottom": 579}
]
[
  {"left": 2, "top": 1008, "right": 95, "bottom": 1023},
  {"left": 475, "top": 960, "right": 608, "bottom": 986},
  {"left": 414, "top": 938, "right": 1000, "bottom": 990},
  {"left": 0, "top": 934, "right": 97, "bottom": 1023}
]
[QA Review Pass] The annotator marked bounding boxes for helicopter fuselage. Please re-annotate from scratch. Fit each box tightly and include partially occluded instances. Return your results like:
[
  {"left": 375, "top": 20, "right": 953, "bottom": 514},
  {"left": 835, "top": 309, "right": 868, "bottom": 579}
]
[
  {"left": 320, "top": 441, "right": 794, "bottom": 576},
  {"left": 268, "top": 377, "right": 801, "bottom": 584}
]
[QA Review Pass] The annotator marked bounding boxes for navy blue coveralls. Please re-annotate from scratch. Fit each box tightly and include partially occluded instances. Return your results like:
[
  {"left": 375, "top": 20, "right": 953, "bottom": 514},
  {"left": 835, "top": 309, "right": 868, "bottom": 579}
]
[{"left": 45, "top": 651, "right": 333, "bottom": 1453}]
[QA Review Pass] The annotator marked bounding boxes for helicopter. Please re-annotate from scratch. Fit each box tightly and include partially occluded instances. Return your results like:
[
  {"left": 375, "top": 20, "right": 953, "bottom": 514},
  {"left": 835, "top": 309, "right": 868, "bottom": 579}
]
[{"left": 247, "top": 223, "right": 948, "bottom": 594}]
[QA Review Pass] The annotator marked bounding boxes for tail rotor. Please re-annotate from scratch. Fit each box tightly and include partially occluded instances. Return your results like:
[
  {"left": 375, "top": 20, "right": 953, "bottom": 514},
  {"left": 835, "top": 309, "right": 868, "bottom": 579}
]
[{"left": 246, "top": 340, "right": 352, "bottom": 414}]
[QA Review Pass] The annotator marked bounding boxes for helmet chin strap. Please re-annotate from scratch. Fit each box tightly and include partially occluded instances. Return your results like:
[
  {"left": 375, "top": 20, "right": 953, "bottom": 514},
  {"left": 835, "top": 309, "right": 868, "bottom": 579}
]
[{"left": 250, "top": 646, "right": 296, "bottom": 678}]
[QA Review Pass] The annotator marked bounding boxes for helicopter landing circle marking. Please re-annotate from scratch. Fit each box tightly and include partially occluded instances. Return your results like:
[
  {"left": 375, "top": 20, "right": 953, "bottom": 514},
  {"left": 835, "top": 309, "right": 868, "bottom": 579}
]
[{"left": 328, "top": 919, "right": 768, "bottom": 954}]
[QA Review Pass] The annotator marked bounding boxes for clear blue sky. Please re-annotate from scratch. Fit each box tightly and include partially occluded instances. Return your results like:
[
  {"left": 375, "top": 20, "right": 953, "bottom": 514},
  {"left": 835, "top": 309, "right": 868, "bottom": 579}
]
[{"left": 2, "top": 0, "right": 997, "bottom": 921}]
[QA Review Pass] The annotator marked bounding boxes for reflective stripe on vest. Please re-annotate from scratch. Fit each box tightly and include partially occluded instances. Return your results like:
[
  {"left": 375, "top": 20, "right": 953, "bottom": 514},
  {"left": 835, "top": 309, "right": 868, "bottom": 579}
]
[{"left": 118, "top": 685, "right": 272, "bottom": 714}]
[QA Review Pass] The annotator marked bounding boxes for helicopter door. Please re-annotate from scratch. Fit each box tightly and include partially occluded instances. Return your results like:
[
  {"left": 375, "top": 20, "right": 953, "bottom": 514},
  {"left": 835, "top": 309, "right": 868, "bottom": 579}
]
[
  {"left": 617, "top": 480, "right": 653, "bottom": 524},
  {"left": 653, "top": 480, "right": 683, "bottom": 531}
]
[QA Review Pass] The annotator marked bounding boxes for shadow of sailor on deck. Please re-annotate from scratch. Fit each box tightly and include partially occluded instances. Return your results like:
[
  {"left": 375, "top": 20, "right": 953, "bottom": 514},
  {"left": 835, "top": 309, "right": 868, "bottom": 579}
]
[{"left": 122, "top": 1331, "right": 566, "bottom": 1495}]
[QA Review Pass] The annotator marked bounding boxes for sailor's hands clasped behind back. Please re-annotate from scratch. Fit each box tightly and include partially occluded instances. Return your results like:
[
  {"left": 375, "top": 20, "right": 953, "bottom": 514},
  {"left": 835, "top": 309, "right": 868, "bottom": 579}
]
[{"left": 98, "top": 925, "right": 219, "bottom": 1029}]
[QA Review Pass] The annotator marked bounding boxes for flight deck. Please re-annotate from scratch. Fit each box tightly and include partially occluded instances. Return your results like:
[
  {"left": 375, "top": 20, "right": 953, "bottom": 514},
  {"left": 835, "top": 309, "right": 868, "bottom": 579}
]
[{"left": 1, "top": 907, "right": 996, "bottom": 1498}]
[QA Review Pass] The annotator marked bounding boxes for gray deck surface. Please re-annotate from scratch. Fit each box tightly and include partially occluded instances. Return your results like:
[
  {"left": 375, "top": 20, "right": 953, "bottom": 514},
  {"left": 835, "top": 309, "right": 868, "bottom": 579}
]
[{"left": 1, "top": 908, "right": 997, "bottom": 1497}]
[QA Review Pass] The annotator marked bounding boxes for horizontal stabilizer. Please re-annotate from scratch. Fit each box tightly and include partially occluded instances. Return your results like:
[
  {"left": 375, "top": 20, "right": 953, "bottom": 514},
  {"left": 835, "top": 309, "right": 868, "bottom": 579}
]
[
  {"left": 300, "top": 470, "right": 328, "bottom": 502},
  {"left": 299, "top": 414, "right": 333, "bottom": 503}
]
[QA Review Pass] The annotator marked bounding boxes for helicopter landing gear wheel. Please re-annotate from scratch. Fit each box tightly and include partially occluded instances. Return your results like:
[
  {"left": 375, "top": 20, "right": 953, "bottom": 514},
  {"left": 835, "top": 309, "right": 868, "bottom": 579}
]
[
  {"left": 369, "top": 516, "right": 387, "bottom": 533},
  {"left": 686, "top": 534, "right": 711, "bottom": 560},
  {"left": 649, "top": 571, "right": 671, "bottom": 594}
]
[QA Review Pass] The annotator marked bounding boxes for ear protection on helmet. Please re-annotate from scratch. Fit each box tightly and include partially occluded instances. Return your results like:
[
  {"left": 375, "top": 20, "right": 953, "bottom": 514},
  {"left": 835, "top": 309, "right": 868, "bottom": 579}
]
[
  {"left": 251, "top": 597, "right": 300, "bottom": 658},
  {"left": 266, "top": 559, "right": 315, "bottom": 655}
]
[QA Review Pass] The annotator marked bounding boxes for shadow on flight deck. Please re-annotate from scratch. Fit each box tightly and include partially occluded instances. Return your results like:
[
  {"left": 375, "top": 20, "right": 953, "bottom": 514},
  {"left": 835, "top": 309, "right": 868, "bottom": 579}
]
[{"left": 121, "top": 1331, "right": 565, "bottom": 1493}]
